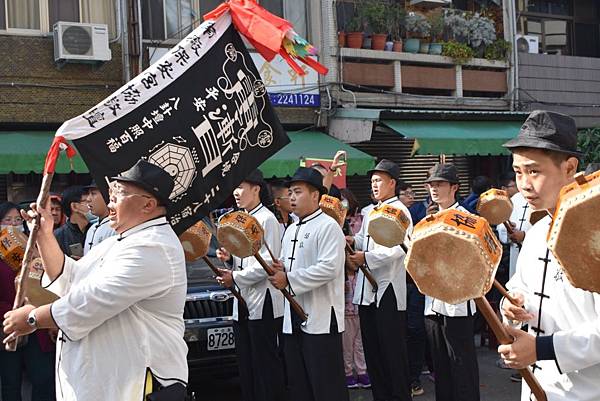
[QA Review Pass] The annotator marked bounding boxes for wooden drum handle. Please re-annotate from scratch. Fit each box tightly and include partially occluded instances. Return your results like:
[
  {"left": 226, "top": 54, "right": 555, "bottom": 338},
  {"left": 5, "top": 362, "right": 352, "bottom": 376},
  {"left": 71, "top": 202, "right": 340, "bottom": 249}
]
[
  {"left": 503, "top": 221, "right": 515, "bottom": 235},
  {"left": 493, "top": 280, "right": 521, "bottom": 307},
  {"left": 202, "top": 256, "right": 248, "bottom": 311},
  {"left": 254, "top": 253, "right": 308, "bottom": 322},
  {"left": 474, "top": 298, "right": 547, "bottom": 401},
  {"left": 345, "top": 243, "right": 378, "bottom": 292}
]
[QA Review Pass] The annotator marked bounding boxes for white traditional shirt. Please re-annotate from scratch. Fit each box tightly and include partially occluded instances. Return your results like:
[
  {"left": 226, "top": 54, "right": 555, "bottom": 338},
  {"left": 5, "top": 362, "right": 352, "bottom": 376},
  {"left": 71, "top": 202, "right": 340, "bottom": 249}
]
[
  {"left": 43, "top": 217, "right": 188, "bottom": 401},
  {"left": 281, "top": 208, "right": 345, "bottom": 335},
  {"left": 496, "top": 192, "right": 532, "bottom": 279},
  {"left": 231, "top": 204, "right": 283, "bottom": 321},
  {"left": 352, "top": 196, "right": 413, "bottom": 310},
  {"left": 504, "top": 215, "right": 600, "bottom": 401},
  {"left": 83, "top": 216, "right": 116, "bottom": 255},
  {"left": 424, "top": 203, "right": 477, "bottom": 317}
]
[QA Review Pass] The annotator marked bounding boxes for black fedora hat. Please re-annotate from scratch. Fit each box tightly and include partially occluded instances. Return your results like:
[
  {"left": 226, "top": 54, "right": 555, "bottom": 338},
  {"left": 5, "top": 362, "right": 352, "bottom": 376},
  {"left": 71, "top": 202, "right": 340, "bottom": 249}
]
[
  {"left": 84, "top": 180, "right": 98, "bottom": 191},
  {"left": 368, "top": 159, "right": 400, "bottom": 180},
  {"left": 424, "top": 163, "right": 459, "bottom": 184},
  {"left": 503, "top": 110, "right": 583, "bottom": 157},
  {"left": 287, "top": 167, "right": 327, "bottom": 195},
  {"left": 242, "top": 169, "right": 265, "bottom": 186},
  {"left": 111, "top": 159, "right": 174, "bottom": 206}
]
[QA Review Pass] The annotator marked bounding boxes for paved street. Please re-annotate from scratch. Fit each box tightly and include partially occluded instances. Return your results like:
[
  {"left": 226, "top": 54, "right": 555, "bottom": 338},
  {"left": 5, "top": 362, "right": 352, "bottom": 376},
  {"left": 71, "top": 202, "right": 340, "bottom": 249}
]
[
  {"left": 2, "top": 342, "right": 523, "bottom": 401},
  {"left": 186, "top": 344, "right": 521, "bottom": 401}
]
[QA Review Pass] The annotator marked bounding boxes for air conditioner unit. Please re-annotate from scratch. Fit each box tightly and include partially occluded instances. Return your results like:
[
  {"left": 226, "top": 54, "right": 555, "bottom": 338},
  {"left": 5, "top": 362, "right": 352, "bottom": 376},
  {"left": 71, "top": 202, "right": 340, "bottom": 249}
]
[
  {"left": 515, "top": 34, "right": 539, "bottom": 54},
  {"left": 53, "top": 21, "right": 111, "bottom": 63}
]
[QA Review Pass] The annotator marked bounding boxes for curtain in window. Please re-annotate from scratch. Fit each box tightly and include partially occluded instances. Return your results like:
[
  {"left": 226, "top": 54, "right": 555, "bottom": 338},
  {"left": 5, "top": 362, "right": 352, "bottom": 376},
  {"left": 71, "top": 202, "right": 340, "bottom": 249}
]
[
  {"left": 81, "top": 0, "right": 117, "bottom": 38},
  {"left": 7, "top": 0, "right": 40, "bottom": 30}
]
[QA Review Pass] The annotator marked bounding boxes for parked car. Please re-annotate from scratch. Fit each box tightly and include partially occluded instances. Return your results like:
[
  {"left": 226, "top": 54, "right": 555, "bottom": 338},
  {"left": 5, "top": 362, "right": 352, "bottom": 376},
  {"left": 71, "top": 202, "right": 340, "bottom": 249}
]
[{"left": 184, "top": 256, "right": 238, "bottom": 383}]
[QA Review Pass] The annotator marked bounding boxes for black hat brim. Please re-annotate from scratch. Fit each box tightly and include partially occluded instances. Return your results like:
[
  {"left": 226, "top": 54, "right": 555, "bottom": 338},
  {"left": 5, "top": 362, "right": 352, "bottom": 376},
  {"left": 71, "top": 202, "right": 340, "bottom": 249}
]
[
  {"left": 367, "top": 168, "right": 396, "bottom": 179},
  {"left": 424, "top": 176, "right": 459, "bottom": 184},
  {"left": 110, "top": 176, "right": 172, "bottom": 206},
  {"left": 286, "top": 178, "right": 327, "bottom": 196},
  {"left": 503, "top": 137, "right": 583, "bottom": 158}
]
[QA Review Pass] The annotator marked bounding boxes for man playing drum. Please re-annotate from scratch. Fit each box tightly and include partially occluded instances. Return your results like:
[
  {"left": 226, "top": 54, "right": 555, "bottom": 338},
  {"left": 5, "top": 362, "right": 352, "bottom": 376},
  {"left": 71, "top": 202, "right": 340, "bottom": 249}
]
[
  {"left": 499, "top": 110, "right": 600, "bottom": 401},
  {"left": 268, "top": 167, "right": 348, "bottom": 401},
  {"left": 423, "top": 163, "right": 480, "bottom": 401},
  {"left": 346, "top": 159, "right": 413, "bottom": 401},
  {"left": 216, "top": 169, "right": 286, "bottom": 401},
  {"left": 3, "top": 160, "right": 188, "bottom": 401}
]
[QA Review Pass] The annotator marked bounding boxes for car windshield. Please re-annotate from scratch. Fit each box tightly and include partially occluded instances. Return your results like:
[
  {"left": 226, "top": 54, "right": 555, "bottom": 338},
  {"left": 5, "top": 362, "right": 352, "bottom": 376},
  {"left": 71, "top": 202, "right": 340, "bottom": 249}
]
[{"left": 186, "top": 256, "right": 224, "bottom": 286}]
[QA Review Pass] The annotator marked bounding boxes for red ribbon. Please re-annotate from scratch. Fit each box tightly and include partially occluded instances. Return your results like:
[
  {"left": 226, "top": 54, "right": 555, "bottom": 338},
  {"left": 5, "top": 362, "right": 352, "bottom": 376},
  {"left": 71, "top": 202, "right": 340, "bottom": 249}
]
[
  {"left": 204, "top": 0, "right": 327, "bottom": 76},
  {"left": 44, "top": 136, "right": 76, "bottom": 175}
]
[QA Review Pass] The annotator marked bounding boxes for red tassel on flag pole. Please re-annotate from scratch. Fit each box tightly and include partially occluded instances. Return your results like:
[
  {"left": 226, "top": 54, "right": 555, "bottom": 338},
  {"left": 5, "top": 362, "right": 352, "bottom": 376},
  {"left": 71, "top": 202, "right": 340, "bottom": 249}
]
[
  {"left": 44, "top": 136, "right": 77, "bottom": 175},
  {"left": 204, "top": 0, "right": 328, "bottom": 77}
]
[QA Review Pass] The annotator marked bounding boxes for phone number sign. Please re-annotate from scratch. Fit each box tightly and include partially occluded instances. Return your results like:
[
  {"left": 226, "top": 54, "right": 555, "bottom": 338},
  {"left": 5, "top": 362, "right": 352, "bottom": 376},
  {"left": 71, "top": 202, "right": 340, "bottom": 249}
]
[{"left": 250, "top": 53, "right": 321, "bottom": 108}]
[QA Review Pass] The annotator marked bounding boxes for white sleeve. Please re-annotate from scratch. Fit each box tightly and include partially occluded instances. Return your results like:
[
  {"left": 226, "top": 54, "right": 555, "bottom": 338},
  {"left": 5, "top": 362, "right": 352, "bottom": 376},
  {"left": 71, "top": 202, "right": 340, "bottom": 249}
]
[
  {"left": 353, "top": 215, "right": 367, "bottom": 251},
  {"left": 42, "top": 256, "right": 77, "bottom": 297},
  {"left": 49, "top": 243, "right": 174, "bottom": 341},
  {"left": 553, "top": 302, "right": 600, "bottom": 373},
  {"left": 234, "top": 217, "right": 281, "bottom": 288},
  {"left": 287, "top": 225, "right": 344, "bottom": 296},
  {"left": 497, "top": 223, "right": 508, "bottom": 244}
]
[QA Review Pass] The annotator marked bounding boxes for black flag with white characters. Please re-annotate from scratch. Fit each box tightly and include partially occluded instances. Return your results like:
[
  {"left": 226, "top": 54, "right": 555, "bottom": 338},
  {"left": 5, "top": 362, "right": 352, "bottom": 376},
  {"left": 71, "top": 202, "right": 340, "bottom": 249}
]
[{"left": 55, "top": 13, "right": 289, "bottom": 234}]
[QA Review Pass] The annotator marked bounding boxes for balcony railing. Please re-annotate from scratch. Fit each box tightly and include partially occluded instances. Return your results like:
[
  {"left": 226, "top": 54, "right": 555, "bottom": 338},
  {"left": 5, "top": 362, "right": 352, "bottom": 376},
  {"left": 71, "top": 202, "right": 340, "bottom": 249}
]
[{"left": 336, "top": 47, "right": 510, "bottom": 109}]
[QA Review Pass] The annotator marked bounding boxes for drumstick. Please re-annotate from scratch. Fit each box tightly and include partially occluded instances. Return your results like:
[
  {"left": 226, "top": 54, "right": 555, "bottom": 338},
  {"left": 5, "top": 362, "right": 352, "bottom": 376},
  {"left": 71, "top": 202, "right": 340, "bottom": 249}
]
[
  {"left": 262, "top": 237, "right": 277, "bottom": 263},
  {"left": 345, "top": 243, "right": 378, "bottom": 292},
  {"left": 254, "top": 253, "right": 308, "bottom": 322},
  {"left": 6, "top": 173, "right": 53, "bottom": 351},
  {"left": 202, "top": 256, "right": 248, "bottom": 311},
  {"left": 492, "top": 280, "right": 521, "bottom": 307},
  {"left": 474, "top": 297, "right": 547, "bottom": 401}
]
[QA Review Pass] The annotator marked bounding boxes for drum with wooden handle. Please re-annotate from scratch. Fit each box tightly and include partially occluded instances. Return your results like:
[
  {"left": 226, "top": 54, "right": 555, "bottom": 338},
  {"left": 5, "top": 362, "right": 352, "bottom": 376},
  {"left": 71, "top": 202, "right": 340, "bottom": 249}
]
[
  {"left": 319, "top": 195, "right": 378, "bottom": 291},
  {"left": 406, "top": 209, "right": 546, "bottom": 401},
  {"left": 548, "top": 170, "right": 600, "bottom": 293},
  {"left": 319, "top": 194, "right": 347, "bottom": 227},
  {"left": 475, "top": 189, "right": 523, "bottom": 305},
  {"left": 179, "top": 221, "right": 247, "bottom": 309},
  {"left": 477, "top": 189, "right": 513, "bottom": 226},
  {"left": 0, "top": 227, "right": 59, "bottom": 307},
  {"left": 0, "top": 226, "right": 27, "bottom": 272},
  {"left": 217, "top": 211, "right": 308, "bottom": 321},
  {"left": 367, "top": 204, "right": 411, "bottom": 249}
]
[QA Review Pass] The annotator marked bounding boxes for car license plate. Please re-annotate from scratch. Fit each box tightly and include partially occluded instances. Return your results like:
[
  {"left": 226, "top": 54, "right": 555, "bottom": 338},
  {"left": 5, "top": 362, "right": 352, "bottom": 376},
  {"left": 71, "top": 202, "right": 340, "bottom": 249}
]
[{"left": 207, "top": 327, "right": 235, "bottom": 351}]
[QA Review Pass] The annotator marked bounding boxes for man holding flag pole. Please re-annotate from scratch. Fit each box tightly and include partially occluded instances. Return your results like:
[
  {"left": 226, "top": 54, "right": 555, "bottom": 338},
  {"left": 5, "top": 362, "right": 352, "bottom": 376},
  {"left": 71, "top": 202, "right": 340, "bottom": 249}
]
[{"left": 3, "top": 1, "right": 327, "bottom": 400}]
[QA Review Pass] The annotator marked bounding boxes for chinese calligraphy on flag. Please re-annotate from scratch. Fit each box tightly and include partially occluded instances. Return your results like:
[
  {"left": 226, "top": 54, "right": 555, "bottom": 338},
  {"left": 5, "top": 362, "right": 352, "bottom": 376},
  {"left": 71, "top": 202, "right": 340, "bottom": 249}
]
[{"left": 54, "top": 13, "right": 290, "bottom": 234}]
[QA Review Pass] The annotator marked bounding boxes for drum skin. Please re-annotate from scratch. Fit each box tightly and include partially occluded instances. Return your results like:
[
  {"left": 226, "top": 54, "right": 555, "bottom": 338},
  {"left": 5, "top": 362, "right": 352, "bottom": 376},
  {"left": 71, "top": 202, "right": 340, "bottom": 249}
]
[
  {"left": 367, "top": 204, "right": 410, "bottom": 248},
  {"left": 477, "top": 189, "right": 513, "bottom": 226},
  {"left": 0, "top": 226, "right": 28, "bottom": 272},
  {"left": 319, "top": 195, "right": 347, "bottom": 227},
  {"left": 548, "top": 171, "right": 600, "bottom": 293},
  {"left": 406, "top": 209, "right": 502, "bottom": 305},
  {"left": 179, "top": 221, "right": 212, "bottom": 262},
  {"left": 217, "top": 211, "right": 264, "bottom": 258}
]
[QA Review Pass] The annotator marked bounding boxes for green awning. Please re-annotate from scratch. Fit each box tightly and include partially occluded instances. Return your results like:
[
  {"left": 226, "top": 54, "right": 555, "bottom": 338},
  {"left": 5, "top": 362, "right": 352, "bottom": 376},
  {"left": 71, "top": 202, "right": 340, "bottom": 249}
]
[
  {"left": 382, "top": 120, "right": 522, "bottom": 156},
  {"left": 0, "top": 131, "right": 89, "bottom": 174},
  {"left": 260, "top": 131, "right": 375, "bottom": 177}
]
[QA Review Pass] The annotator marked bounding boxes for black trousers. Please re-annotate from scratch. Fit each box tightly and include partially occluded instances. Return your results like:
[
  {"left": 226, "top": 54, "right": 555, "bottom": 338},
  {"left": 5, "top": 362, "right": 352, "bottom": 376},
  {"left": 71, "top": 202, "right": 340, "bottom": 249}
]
[
  {"left": 425, "top": 314, "right": 480, "bottom": 401},
  {"left": 358, "top": 285, "right": 412, "bottom": 401},
  {"left": 233, "top": 291, "right": 286, "bottom": 401},
  {"left": 283, "top": 310, "right": 349, "bottom": 401}
]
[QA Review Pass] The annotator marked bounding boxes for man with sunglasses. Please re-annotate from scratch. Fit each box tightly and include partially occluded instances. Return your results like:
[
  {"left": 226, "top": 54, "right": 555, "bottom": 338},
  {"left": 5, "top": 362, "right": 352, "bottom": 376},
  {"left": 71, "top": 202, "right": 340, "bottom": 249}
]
[{"left": 3, "top": 160, "right": 188, "bottom": 401}]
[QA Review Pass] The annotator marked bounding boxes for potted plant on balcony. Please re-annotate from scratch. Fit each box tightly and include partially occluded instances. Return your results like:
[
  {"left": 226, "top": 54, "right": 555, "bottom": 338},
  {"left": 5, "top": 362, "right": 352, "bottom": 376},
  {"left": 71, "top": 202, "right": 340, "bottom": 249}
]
[
  {"left": 387, "top": 3, "right": 406, "bottom": 52},
  {"left": 466, "top": 13, "right": 496, "bottom": 57},
  {"left": 345, "top": 13, "right": 365, "bottom": 49},
  {"left": 405, "top": 12, "right": 430, "bottom": 54},
  {"left": 363, "top": 0, "right": 388, "bottom": 51},
  {"left": 444, "top": 8, "right": 469, "bottom": 44},
  {"left": 427, "top": 11, "right": 445, "bottom": 55}
]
